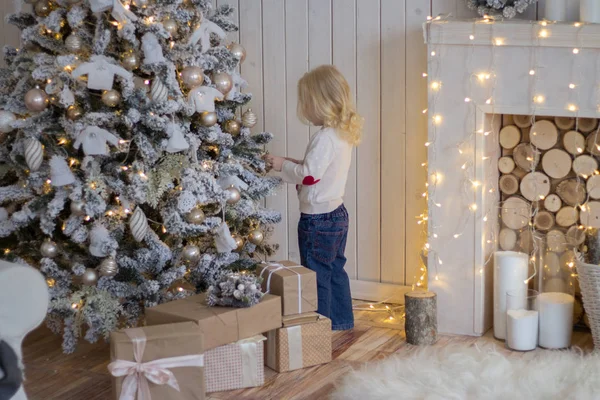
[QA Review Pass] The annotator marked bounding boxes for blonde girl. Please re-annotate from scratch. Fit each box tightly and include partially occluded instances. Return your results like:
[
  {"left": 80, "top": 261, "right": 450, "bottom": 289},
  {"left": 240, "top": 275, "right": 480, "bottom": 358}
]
[{"left": 266, "top": 65, "right": 362, "bottom": 330}]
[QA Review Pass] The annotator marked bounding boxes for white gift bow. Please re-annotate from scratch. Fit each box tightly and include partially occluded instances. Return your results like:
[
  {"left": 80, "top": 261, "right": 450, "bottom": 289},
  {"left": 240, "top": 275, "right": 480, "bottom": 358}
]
[
  {"left": 107, "top": 328, "right": 204, "bottom": 400},
  {"left": 260, "top": 263, "right": 303, "bottom": 313}
]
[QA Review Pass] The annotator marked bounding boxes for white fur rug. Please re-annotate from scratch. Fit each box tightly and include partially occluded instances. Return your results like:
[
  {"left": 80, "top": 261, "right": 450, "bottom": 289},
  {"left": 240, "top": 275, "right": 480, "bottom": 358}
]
[{"left": 332, "top": 345, "right": 600, "bottom": 400}]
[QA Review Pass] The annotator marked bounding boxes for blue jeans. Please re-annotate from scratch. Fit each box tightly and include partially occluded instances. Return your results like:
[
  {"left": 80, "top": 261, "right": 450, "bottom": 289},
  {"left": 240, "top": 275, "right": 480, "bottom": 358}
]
[{"left": 298, "top": 204, "right": 354, "bottom": 330}]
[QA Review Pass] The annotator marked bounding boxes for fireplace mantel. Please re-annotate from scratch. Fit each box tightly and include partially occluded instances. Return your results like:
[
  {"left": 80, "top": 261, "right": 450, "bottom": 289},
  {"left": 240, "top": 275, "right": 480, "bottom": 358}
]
[{"left": 424, "top": 19, "right": 600, "bottom": 336}]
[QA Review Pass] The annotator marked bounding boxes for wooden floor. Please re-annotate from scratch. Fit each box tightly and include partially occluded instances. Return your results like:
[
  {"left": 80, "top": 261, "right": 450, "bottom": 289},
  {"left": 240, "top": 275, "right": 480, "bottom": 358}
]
[{"left": 22, "top": 309, "right": 593, "bottom": 400}]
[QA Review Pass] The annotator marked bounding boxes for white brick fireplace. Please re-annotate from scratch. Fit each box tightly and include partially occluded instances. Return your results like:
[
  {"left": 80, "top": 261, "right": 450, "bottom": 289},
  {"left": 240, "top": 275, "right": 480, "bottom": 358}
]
[{"left": 425, "top": 19, "right": 600, "bottom": 336}]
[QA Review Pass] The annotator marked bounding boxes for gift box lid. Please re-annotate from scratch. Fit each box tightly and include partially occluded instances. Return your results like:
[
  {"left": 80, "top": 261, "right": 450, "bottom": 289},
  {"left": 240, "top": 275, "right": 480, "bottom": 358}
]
[{"left": 145, "top": 293, "right": 282, "bottom": 350}]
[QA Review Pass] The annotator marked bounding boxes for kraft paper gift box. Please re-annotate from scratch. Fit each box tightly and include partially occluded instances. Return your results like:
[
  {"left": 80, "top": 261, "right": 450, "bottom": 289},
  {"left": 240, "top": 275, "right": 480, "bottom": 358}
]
[
  {"left": 145, "top": 293, "right": 282, "bottom": 350},
  {"left": 265, "top": 314, "right": 332, "bottom": 372},
  {"left": 256, "top": 261, "right": 318, "bottom": 316},
  {"left": 205, "top": 335, "right": 266, "bottom": 393},
  {"left": 108, "top": 322, "right": 205, "bottom": 400}
]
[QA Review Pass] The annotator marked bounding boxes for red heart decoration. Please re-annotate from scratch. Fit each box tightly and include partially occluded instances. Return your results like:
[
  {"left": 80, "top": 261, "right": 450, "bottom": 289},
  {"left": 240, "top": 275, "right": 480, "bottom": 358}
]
[{"left": 302, "top": 176, "right": 320, "bottom": 186}]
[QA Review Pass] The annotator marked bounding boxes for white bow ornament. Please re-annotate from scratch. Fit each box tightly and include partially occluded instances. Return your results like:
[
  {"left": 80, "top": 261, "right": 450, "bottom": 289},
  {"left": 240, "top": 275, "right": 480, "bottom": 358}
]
[{"left": 89, "top": 0, "right": 138, "bottom": 25}]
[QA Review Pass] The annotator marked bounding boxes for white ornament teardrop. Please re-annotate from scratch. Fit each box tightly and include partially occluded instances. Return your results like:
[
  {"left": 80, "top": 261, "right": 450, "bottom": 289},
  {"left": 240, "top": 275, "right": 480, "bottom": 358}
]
[
  {"left": 150, "top": 79, "right": 168, "bottom": 103},
  {"left": 129, "top": 207, "right": 148, "bottom": 242},
  {"left": 24, "top": 138, "right": 43, "bottom": 171}
]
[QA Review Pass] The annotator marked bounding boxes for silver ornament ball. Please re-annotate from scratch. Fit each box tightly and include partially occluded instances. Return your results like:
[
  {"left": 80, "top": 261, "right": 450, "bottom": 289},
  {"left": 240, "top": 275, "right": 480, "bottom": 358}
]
[
  {"left": 212, "top": 71, "right": 233, "bottom": 95},
  {"left": 0, "top": 111, "right": 16, "bottom": 134},
  {"left": 241, "top": 109, "right": 257, "bottom": 128},
  {"left": 98, "top": 257, "right": 118, "bottom": 277},
  {"left": 40, "top": 240, "right": 58, "bottom": 258},
  {"left": 182, "top": 245, "right": 201, "bottom": 263},
  {"left": 81, "top": 268, "right": 99, "bottom": 286},
  {"left": 121, "top": 52, "right": 140, "bottom": 71},
  {"left": 181, "top": 66, "right": 204, "bottom": 89},
  {"left": 102, "top": 90, "right": 121, "bottom": 107},
  {"left": 25, "top": 88, "right": 49, "bottom": 112},
  {"left": 225, "top": 185, "right": 241, "bottom": 204},
  {"left": 162, "top": 18, "right": 179, "bottom": 37},
  {"left": 199, "top": 111, "right": 217, "bottom": 127},
  {"left": 248, "top": 229, "right": 264, "bottom": 245},
  {"left": 65, "top": 34, "right": 84, "bottom": 53},
  {"left": 227, "top": 43, "right": 246, "bottom": 63},
  {"left": 185, "top": 208, "right": 205, "bottom": 225},
  {"left": 70, "top": 200, "right": 86, "bottom": 216}
]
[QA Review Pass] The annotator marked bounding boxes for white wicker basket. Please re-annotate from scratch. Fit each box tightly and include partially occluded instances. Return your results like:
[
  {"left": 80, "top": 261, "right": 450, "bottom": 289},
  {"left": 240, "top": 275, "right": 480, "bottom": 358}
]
[{"left": 576, "top": 257, "right": 600, "bottom": 349}]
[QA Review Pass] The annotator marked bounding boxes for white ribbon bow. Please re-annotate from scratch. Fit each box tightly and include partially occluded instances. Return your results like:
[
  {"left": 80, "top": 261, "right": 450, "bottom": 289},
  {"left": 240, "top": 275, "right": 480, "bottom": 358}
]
[
  {"left": 107, "top": 328, "right": 204, "bottom": 400},
  {"left": 260, "top": 263, "right": 303, "bottom": 313}
]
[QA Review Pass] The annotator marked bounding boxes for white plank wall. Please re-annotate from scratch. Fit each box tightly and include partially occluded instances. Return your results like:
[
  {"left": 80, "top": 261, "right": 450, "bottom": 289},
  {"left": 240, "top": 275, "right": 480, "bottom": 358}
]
[{"left": 0, "top": 0, "right": 548, "bottom": 296}]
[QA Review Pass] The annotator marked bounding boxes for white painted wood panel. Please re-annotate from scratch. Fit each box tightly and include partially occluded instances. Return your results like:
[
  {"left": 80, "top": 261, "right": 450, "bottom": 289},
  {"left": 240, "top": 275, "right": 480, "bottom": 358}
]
[
  {"left": 332, "top": 0, "right": 358, "bottom": 281},
  {"left": 308, "top": 0, "right": 332, "bottom": 138},
  {"left": 356, "top": 0, "right": 381, "bottom": 282}
]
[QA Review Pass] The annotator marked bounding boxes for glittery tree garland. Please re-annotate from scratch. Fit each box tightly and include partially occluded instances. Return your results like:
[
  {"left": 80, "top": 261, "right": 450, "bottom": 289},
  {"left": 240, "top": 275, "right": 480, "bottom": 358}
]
[{"left": 465, "top": 0, "right": 538, "bottom": 19}]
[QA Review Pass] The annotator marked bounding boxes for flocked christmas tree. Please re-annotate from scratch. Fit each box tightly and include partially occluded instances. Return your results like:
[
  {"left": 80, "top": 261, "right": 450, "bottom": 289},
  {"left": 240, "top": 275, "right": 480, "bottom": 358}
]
[{"left": 0, "top": 0, "right": 281, "bottom": 352}]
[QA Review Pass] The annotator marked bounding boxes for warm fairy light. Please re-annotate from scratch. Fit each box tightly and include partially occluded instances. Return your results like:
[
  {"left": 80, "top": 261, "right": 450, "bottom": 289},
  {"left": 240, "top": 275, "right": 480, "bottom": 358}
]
[
  {"left": 84, "top": 215, "right": 91, "bottom": 221},
  {"left": 435, "top": 275, "right": 439, "bottom": 281},
  {"left": 485, "top": 98, "right": 492, "bottom": 105},
  {"left": 422, "top": 72, "right": 428, "bottom": 77},
  {"left": 125, "top": 208, "right": 131, "bottom": 214},
  {"left": 422, "top": 109, "right": 428, "bottom": 114},
  {"left": 46, "top": 278, "right": 55, "bottom": 287},
  {"left": 71, "top": 303, "right": 79, "bottom": 309},
  {"left": 69, "top": 158, "right": 77, "bottom": 167},
  {"left": 424, "top": 142, "right": 431, "bottom": 147},
  {"left": 144, "top": 80, "right": 151, "bottom": 85},
  {"left": 389, "top": 316, "right": 395, "bottom": 321},
  {"left": 107, "top": 211, "right": 114, "bottom": 216},
  {"left": 581, "top": 204, "right": 587, "bottom": 211},
  {"left": 170, "top": 41, "right": 175, "bottom": 49},
  {"left": 568, "top": 104, "right": 578, "bottom": 112},
  {"left": 568, "top": 262, "right": 575, "bottom": 268},
  {"left": 569, "top": 83, "right": 576, "bottom": 89},
  {"left": 534, "top": 95, "right": 545, "bottom": 103},
  {"left": 464, "top": 97, "right": 471, "bottom": 103},
  {"left": 575, "top": 22, "right": 582, "bottom": 27},
  {"left": 539, "top": 29, "right": 549, "bottom": 38},
  {"left": 369, "top": 304, "right": 374, "bottom": 309},
  {"left": 433, "top": 115, "right": 442, "bottom": 124},
  {"left": 162, "top": 226, "right": 167, "bottom": 233},
  {"left": 472, "top": 180, "right": 481, "bottom": 188},
  {"left": 529, "top": 69, "right": 535, "bottom": 75},
  {"left": 470, "top": 203, "right": 477, "bottom": 211},
  {"left": 430, "top": 81, "right": 441, "bottom": 90},
  {"left": 177, "top": 287, "right": 184, "bottom": 292},
  {"left": 469, "top": 35, "right": 475, "bottom": 40},
  {"left": 541, "top": 21, "right": 548, "bottom": 26},
  {"left": 90, "top": 182, "right": 97, "bottom": 189},
  {"left": 483, "top": 215, "right": 488, "bottom": 222},
  {"left": 430, "top": 51, "right": 436, "bottom": 56},
  {"left": 427, "top": 16, "right": 432, "bottom": 21},
  {"left": 461, "top": 163, "right": 467, "bottom": 170},
  {"left": 46, "top": 179, "right": 52, "bottom": 184},
  {"left": 454, "top": 233, "right": 461, "bottom": 239},
  {"left": 121, "top": 166, "right": 128, "bottom": 171},
  {"left": 425, "top": 243, "right": 430, "bottom": 249},
  {"left": 58, "top": 137, "right": 68, "bottom": 145},
  {"left": 573, "top": 48, "right": 580, "bottom": 54},
  {"left": 494, "top": 38, "right": 504, "bottom": 46},
  {"left": 139, "top": 172, "right": 147, "bottom": 179},
  {"left": 438, "top": 259, "right": 443, "bottom": 265}
]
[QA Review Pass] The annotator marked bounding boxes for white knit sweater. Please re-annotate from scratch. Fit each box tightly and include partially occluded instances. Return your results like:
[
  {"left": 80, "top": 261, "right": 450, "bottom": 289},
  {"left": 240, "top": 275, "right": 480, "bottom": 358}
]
[{"left": 281, "top": 127, "right": 352, "bottom": 214}]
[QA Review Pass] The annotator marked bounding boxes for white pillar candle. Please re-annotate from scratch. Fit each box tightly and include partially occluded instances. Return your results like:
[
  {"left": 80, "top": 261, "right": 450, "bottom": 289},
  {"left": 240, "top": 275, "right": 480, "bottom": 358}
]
[
  {"left": 506, "top": 309, "right": 539, "bottom": 351},
  {"left": 544, "top": 0, "right": 568, "bottom": 21},
  {"left": 581, "top": 0, "right": 600, "bottom": 23},
  {"left": 538, "top": 292, "right": 574, "bottom": 349},
  {"left": 493, "top": 251, "right": 529, "bottom": 340}
]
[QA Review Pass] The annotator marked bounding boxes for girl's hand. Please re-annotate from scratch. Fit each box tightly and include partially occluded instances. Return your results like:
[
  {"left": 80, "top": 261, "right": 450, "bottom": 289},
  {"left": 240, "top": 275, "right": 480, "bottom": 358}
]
[{"left": 265, "top": 155, "right": 285, "bottom": 172}]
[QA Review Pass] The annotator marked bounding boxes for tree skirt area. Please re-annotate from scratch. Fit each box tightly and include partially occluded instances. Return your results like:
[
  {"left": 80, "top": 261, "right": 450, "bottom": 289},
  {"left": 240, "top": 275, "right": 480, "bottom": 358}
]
[{"left": 331, "top": 345, "right": 600, "bottom": 400}]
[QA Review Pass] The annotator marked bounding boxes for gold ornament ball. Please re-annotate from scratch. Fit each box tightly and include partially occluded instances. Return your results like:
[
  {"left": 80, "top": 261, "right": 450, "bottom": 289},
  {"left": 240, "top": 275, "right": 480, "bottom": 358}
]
[
  {"left": 212, "top": 71, "right": 233, "bottom": 95},
  {"left": 70, "top": 200, "right": 86, "bottom": 216},
  {"left": 66, "top": 104, "right": 83, "bottom": 120},
  {"left": 227, "top": 43, "right": 247, "bottom": 63},
  {"left": 225, "top": 185, "right": 241, "bottom": 204},
  {"left": 40, "top": 240, "right": 58, "bottom": 258},
  {"left": 25, "top": 88, "right": 49, "bottom": 112},
  {"left": 182, "top": 244, "right": 201, "bottom": 263},
  {"left": 102, "top": 90, "right": 121, "bottom": 107},
  {"left": 223, "top": 119, "right": 241, "bottom": 136},
  {"left": 35, "top": 1, "right": 52, "bottom": 17},
  {"left": 241, "top": 109, "right": 257, "bottom": 128},
  {"left": 121, "top": 52, "right": 140, "bottom": 71},
  {"left": 199, "top": 111, "right": 217, "bottom": 127},
  {"left": 0, "top": 110, "right": 16, "bottom": 134},
  {"left": 81, "top": 268, "right": 99, "bottom": 286},
  {"left": 180, "top": 66, "right": 204, "bottom": 89},
  {"left": 162, "top": 18, "right": 179, "bottom": 37},
  {"left": 185, "top": 208, "right": 205, "bottom": 225},
  {"left": 98, "top": 257, "right": 118, "bottom": 277},
  {"left": 65, "top": 35, "right": 84, "bottom": 53},
  {"left": 248, "top": 229, "right": 264, "bottom": 245},
  {"left": 232, "top": 234, "right": 244, "bottom": 252}
]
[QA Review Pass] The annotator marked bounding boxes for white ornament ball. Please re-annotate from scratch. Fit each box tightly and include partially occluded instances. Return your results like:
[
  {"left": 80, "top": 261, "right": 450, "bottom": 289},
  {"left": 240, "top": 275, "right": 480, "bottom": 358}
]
[
  {"left": 182, "top": 244, "right": 201, "bottom": 263},
  {"left": 24, "top": 88, "right": 49, "bottom": 112},
  {"left": 233, "top": 289, "right": 242, "bottom": 299},
  {"left": 98, "top": 257, "right": 118, "bottom": 277},
  {"left": 237, "top": 284, "right": 245, "bottom": 291},
  {"left": 129, "top": 207, "right": 149, "bottom": 242},
  {"left": 40, "top": 240, "right": 58, "bottom": 258},
  {"left": 225, "top": 185, "right": 241, "bottom": 205},
  {"left": 81, "top": 268, "right": 99, "bottom": 286},
  {"left": 70, "top": 200, "right": 86, "bottom": 216},
  {"left": 180, "top": 66, "right": 204, "bottom": 89},
  {"left": 102, "top": 90, "right": 121, "bottom": 107},
  {"left": 24, "top": 138, "right": 43, "bottom": 171},
  {"left": 65, "top": 34, "right": 84, "bottom": 53},
  {"left": 0, "top": 111, "right": 16, "bottom": 134},
  {"left": 150, "top": 79, "right": 168, "bottom": 103}
]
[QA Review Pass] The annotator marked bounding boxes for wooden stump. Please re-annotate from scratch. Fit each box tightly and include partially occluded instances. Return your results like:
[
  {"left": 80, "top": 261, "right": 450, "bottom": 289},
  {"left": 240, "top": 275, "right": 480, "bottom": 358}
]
[
  {"left": 498, "top": 156, "right": 516, "bottom": 174},
  {"left": 513, "top": 114, "right": 532, "bottom": 128},
  {"left": 405, "top": 291, "right": 437, "bottom": 345},
  {"left": 499, "top": 228, "right": 517, "bottom": 250},
  {"left": 556, "top": 179, "right": 587, "bottom": 206},
  {"left": 556, "top": 116, "right": 576, "bottom": 130},
  {"left": 579, "top": 117, "right": 598, "bottom": 133},
  {"left": 563, "top": 130, "right": 585, "bottom": 155},
  {"left": 534, "top": 210, "right": 555, "bottom": 231},
  {"left": 544, "top": 194, "right": 562, "bottom": 212},
  {"left": 513, "top": 143, "right": 539, "bottom": 171},
  {"left": 531, "top": 120, "right": 558, "bottom": 150},
  {"left": 542, "top": 149, "right": 572, "bottom": 179},
  {"left": 500, "top": 125, "right": 521, "bottom": 149},
  {"left": 520, "top": 172, "right": 550, "bottom": 201},
  {"left": 499, "top": 174, "right": 519, "bottom": 195},
  {"left": 556, "top": 206, "right": 579, "bottom": 227}
]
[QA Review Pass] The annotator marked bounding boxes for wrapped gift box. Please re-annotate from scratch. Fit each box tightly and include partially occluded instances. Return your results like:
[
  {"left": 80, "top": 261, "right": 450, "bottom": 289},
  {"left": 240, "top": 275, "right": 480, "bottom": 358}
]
[
  {"left": 282, "top": 312, "right": 320, "bottom": 327},
  {"left": 145, "top": 293, "right": 281, "bottom": 350},
  {"left": 265, "top": 314, "right": 332, "bottom": 372},
  {"left": 256, "top": 261, "right": 318, "bottom": 316},
  {"left": 205, "top": 335, "right": 266, "bottom": 393},
  {"left": 109, "top": 322, "right": 205, "bottom": 400}
]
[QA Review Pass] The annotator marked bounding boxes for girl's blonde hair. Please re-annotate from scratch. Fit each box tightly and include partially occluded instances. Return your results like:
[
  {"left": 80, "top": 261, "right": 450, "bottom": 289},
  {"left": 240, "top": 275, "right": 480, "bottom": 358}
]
[{"left": 297, "top": 65, "right": 363, "bottom": 146}]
